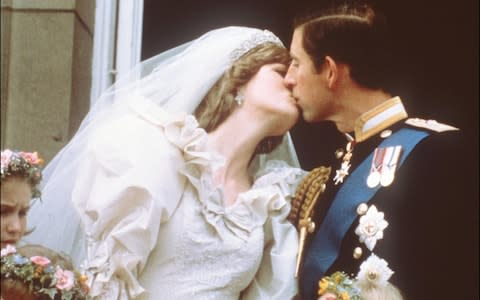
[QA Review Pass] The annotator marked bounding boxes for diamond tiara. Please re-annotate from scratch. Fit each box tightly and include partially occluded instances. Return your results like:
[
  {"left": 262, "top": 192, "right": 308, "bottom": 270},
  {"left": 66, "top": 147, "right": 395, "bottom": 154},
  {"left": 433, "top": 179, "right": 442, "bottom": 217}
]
[{"left": 230, "top": 29, "right": 284, "bottom": 62}]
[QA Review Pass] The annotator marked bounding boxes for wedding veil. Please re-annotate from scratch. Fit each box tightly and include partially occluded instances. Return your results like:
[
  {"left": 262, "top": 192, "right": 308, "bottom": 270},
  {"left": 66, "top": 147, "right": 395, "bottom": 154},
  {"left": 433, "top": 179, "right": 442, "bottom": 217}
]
[{"left": 25, "top": 26, "right": 300, "bottom": 264}]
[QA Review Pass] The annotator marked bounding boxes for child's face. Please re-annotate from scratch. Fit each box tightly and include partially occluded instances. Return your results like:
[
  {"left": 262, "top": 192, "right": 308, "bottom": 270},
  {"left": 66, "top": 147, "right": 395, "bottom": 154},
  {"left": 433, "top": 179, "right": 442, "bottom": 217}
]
[{"left": 1, "top": 177, "right": 31, "bottom": 249}]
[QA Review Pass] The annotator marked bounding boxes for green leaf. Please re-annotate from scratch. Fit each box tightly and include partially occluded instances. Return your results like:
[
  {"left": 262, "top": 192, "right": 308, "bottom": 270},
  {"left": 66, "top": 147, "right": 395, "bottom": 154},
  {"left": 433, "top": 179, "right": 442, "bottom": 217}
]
[{"left": 39, "top": 287, "right": 58, "bottom": 299}]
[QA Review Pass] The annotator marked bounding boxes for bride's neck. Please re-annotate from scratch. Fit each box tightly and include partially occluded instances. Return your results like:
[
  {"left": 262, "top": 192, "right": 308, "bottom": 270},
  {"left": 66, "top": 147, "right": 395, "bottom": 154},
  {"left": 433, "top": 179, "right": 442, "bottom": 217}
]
[
  {"left": 207, "top": 126, "right": 260, "bottom": 175},
  {"left": 207, "top": 116, "right": 265, "bottom": 204}
]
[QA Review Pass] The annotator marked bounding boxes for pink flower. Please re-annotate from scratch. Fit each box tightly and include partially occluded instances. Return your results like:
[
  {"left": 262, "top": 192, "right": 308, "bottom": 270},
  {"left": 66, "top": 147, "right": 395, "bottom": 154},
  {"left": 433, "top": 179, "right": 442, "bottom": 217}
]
[
  {"left": 20, "top": 151, "right": 42, "bottom": 165},
  {"left": 1, "top": 244, "right": 16, "bottom": 257},
  {"left": 318, "top": 293, "right": 337, "bottom": 300},
  {"left": 1, "top": 149, "right": 13, "bottom": 169},
  {"left": 30, "top": 256, "right": 51, "bottom": 266},
  {"left": 55, "top": 267, "right": 75, "bottom": 291}
]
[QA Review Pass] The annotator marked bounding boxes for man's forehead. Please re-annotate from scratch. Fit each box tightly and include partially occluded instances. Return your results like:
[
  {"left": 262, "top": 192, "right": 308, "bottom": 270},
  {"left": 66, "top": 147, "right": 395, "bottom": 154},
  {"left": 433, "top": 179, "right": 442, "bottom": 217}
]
[{"left": 289, "top": 29, "right": 305, "bottom": 59}]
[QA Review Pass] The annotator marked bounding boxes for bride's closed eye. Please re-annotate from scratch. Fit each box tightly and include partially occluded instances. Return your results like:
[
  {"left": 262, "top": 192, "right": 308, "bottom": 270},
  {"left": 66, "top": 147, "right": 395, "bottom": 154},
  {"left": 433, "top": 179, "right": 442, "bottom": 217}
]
[{"left": 271, "top": 64, "right": 287, "bottom": 76}]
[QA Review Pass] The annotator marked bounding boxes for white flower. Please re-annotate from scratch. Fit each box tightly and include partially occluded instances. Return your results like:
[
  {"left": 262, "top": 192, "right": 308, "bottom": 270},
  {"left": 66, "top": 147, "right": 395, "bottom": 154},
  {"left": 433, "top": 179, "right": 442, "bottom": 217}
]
[
  {"left": 1, "top": 149, "right": 13, "bottom": 175},
  {"left": 354, "top": 205, "right": 388, "bottom": 251},
  {"left": 356, "top": 253, "right": 394, "bottom": 287},
  {"left": 1, "top": 244, "right": 16, "bottom": 257}
]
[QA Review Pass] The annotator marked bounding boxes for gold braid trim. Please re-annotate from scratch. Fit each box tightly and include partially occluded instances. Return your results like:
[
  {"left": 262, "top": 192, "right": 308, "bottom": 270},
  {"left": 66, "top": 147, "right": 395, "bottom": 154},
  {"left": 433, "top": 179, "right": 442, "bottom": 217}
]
[
  {"left": 288, "top": 166, "right": 331, "bottom": 277},
  {"left": 288, "top": 166, "right": 331, "bottom": 228}
]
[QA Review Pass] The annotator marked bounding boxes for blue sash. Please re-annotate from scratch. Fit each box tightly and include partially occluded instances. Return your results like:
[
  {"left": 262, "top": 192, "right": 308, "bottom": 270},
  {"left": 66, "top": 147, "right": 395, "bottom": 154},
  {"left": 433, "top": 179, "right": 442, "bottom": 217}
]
[{"left": 301, "top": 127, "right": 430, "bottom": 300}]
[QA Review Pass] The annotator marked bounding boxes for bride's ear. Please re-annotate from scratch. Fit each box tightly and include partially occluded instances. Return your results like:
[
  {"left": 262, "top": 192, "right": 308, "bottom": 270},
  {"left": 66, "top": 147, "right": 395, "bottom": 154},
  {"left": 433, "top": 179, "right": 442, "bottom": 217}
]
[{"left": 324, "top": 56, "right": 338, "bottom": 89}]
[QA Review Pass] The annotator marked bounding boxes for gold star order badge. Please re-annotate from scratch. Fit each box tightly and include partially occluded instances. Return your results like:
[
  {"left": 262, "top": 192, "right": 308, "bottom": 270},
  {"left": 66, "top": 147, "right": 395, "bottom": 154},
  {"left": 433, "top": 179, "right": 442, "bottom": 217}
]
[
  {"left": 334, "top": 134, "right": 355, "bottom": 185},
  {"left": 334, "top": 161, "right": 351, "bottom": 184}
]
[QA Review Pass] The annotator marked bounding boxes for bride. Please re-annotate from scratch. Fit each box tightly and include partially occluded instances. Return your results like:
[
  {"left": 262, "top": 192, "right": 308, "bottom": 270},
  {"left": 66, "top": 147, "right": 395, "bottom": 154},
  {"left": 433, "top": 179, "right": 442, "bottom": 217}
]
[{"left": 26, "top": 26, "right": 306, "bottom": 299}]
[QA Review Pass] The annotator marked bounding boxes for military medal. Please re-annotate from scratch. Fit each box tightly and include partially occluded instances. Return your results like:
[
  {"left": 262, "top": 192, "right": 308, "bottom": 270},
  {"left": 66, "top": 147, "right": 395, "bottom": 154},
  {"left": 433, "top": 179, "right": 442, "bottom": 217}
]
[
  {"left": 367, "top": 172, "right": 381, "bottom": 188},
  {"left": 380, "top": 146, "right": 402, "bottom": 187},
  {"left": 334, "top": 161, "right": 351, "bottom": 185},
  {"left": 334, "top": 134, "right": 355, "bottom": 185},
  {"left": 367, "top": 146, "right": 402, "bottom": 188},
  {"left": 380, "top": 171, "right": 394, "bottom": 187},
  {"left": 366, "top": 148, "right": 385, "bottom": 188}
]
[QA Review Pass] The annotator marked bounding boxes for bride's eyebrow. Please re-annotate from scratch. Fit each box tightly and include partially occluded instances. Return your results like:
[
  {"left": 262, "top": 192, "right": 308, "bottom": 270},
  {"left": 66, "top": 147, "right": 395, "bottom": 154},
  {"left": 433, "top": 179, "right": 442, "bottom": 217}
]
[
  {"left": 1, "top": 203, "right": 15, "bottom": 212},
  {"left": 271, "top": 63, "right": 287, "bottom": 70}
]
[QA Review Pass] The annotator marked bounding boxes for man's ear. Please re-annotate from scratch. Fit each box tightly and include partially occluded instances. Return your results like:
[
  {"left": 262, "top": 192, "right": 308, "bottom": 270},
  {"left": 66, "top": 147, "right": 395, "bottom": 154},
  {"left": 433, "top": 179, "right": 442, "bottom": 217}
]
[{"left": 324, "top": 56, "right": 338, "bottom": 89}]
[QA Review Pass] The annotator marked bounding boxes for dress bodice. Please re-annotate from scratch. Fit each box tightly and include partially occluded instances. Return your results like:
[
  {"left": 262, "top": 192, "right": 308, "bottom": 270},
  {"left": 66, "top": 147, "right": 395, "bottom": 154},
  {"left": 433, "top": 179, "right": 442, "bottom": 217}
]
[
  {"left": 139, "top": 184, "right": 261, "bottom": 299},
  {"left": 140, "top": 158, "right": 305, "bottom": 299},
  {"left": 73, "top": 100, "right": 305, "bottom": 299}
]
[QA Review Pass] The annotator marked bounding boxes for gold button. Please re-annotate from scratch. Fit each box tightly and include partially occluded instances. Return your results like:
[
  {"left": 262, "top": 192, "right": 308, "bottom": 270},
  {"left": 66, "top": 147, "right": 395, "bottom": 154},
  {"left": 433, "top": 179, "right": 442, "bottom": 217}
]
[
  {"left": 353, "top": 247, "right": 363, "bottom": 259},
  {"left": 335, "top": 148, "right": 344, "bottom": 159},
  {"left": 367, "top": 271, "right": 378, "bottom": 281},
  {"left": 357, "top": 203, "right": 368, "bottom": 215},
  {"left": 380, "top": 130, "right": 392, "bottom": 138}
]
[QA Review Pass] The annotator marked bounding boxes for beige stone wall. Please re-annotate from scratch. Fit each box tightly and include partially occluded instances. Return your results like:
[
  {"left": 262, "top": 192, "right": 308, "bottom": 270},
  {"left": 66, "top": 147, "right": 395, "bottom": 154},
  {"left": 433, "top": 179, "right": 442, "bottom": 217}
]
[
  {"left": 1, "top": 4, "right": 11, "bottom": 146},
  {"left": 0, "top": 0, "right": 95, "bottom": 162}
]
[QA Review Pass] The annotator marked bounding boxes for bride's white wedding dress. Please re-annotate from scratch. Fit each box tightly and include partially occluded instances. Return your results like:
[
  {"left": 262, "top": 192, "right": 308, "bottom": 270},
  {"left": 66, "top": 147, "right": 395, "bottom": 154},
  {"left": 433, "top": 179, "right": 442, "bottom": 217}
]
[
  {"left": 25, "top": 26, "right": 305, "bottom": 300},
  {"left": 69, "top": 98, "right": 304, "bottom": 299}
]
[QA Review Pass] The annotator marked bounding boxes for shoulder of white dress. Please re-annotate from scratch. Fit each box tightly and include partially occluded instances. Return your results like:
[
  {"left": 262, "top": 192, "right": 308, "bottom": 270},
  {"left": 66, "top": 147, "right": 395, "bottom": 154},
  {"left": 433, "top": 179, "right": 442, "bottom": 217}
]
[
  {"left": 253, "top": 160, "right": 307, "bottom": 192},
  {"left": 128, "top": 95, "right": 189, "bottom": 126},
  {"left": 404, "top": 118, "right": 459, "bottom": 132}
]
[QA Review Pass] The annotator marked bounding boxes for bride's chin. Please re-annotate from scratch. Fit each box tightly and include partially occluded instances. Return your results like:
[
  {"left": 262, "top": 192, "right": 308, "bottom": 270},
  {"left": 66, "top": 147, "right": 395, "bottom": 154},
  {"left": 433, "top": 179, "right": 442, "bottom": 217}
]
[{"left": 273, "top": 121, "right": 297, "bottom": 135}]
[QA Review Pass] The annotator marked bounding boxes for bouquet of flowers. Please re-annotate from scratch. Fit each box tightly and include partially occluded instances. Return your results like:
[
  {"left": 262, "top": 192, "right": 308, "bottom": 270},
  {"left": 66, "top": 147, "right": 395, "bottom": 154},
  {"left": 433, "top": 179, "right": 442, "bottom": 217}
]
[{"left": 318, "top": 271, "right": 361, "bottom": 300}]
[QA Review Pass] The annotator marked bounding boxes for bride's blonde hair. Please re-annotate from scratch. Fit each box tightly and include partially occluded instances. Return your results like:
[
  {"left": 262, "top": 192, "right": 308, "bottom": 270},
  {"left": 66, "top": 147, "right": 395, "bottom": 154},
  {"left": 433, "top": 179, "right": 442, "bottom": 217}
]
[{"left": 194, "top": 42, "right": 290, "bottom": 154}]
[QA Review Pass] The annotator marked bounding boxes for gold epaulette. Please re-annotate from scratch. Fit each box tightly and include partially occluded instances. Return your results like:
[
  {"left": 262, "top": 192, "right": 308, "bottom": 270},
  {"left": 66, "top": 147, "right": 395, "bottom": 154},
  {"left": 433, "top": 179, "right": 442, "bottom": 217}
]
[
  {"left": 405, "top": 118, "right": 459, "bottom": 132},
  {"left": 288, "top": 166, "right": 331, "bottom": 277}
]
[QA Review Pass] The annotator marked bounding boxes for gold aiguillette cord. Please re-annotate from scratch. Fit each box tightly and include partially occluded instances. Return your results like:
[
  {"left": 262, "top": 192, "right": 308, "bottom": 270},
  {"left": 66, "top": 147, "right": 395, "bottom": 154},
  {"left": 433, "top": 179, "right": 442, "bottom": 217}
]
[{"left": 288, "top": 166, "right": 331, "bottom": 277}]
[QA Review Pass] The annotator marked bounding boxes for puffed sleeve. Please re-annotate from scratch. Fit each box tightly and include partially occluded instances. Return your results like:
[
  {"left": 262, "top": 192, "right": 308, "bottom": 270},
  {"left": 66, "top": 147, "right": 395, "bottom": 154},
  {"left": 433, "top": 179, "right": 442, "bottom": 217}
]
[
  {"left": 242, "top": 160, "right": 307, "bottom": 300},
  {"left": 72, "top": 112, "right": 187, "bottom": 299}
]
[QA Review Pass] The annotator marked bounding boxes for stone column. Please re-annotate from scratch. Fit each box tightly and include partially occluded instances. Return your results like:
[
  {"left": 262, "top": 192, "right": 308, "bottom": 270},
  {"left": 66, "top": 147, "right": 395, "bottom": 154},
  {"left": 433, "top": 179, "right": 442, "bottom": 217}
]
[{"left": 1, "top": 0, "right": 95, "bottom": 162}]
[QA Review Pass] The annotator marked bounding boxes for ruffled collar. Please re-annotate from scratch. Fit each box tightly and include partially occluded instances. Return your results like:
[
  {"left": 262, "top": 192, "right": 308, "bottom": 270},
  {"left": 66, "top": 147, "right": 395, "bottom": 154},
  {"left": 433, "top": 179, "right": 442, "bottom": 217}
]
[
  {"left": 128, "top": 96, "right": 300, "bottom": 240},
  {"left": 180, "top": 150, "right": 294, "bottom": 240}
]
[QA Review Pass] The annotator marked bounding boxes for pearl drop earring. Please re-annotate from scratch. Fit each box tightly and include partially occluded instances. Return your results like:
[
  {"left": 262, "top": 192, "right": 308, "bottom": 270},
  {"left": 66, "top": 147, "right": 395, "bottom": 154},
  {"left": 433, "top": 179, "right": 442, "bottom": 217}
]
[{"left": 234, "top": 94, "right": 244, "bottom": 106}]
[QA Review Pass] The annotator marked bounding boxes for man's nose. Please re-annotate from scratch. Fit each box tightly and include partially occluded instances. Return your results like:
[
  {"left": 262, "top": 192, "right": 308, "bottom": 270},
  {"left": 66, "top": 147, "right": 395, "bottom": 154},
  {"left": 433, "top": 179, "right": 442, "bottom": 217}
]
[{"left": 284, "top": 69, "right": 296, "bottom": 88}]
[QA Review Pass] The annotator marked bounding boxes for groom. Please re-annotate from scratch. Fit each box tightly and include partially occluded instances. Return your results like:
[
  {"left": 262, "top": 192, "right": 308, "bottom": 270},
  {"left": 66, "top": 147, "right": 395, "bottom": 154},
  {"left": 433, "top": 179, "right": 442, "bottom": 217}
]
[{"left": 284, "top": 2, "right": 475, "bottom": 300}]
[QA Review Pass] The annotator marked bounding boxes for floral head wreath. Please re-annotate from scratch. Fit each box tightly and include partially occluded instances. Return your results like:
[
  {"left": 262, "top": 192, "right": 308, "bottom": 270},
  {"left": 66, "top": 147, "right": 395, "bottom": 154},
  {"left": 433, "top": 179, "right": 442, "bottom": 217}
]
[
  {"left": 1, "top": 245, "right": 91, "bottom": 299},
  {"left": 1, "top": 149, "right": 44, "bottom": 198}
]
